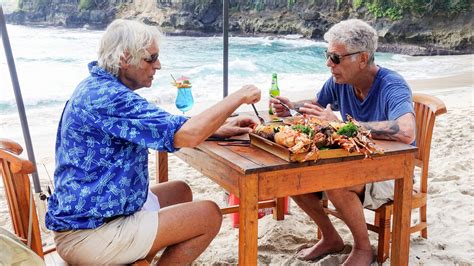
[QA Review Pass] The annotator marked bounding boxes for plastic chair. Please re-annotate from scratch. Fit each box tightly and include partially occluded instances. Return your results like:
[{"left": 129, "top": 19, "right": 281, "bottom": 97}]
[
  {"left": 0, "top": 138, "right": 149, "bottom": 265},
  {"left": 319, "top": 93, "right": 447, "bottom": 263}
]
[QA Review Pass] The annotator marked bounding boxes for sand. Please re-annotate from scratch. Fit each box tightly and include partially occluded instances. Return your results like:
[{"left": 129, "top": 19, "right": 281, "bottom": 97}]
[{"left": 1, "top": 54, "right": 473, "bottom": 265}]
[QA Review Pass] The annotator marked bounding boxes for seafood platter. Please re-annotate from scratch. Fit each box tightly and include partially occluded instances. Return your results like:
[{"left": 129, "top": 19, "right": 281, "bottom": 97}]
[{"left": 251, "top": 115, "right": 384, "bottom": 162}]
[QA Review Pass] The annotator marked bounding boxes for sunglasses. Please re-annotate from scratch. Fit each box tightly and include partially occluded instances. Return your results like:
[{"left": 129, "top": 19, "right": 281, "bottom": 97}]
[
  {"left": 143, "top": 53, "right": 159, "bottom": 64},
  {"left": 325, "top": 50, "right": 363, "bottom": 64}
]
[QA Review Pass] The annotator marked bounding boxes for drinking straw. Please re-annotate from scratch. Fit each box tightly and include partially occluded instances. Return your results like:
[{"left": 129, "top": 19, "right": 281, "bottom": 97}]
[{"left": 170, "top": 74, "right": 177, "bottom": 83}]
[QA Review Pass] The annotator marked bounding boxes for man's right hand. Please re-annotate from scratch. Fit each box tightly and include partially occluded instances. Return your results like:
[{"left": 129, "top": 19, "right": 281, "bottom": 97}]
[
  {"left": 269, "top": 96, "right": 292, "bottom": 117},
  {"left": 235, "top": 84, "right": 261, "bottom": 104}
]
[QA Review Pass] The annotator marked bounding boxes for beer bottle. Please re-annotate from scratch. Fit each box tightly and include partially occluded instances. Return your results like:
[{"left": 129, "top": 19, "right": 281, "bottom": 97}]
[{"left": 268, "top": 73, "right": 280, "bottom": 115}]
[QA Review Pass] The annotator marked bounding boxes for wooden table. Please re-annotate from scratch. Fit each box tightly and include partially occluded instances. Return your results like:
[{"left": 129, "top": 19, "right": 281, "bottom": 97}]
[{"left": 156, "top": 139, "right": 416, "bottom": 265}]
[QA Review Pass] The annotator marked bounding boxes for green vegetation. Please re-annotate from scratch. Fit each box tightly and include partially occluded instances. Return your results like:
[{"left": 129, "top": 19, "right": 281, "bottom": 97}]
[
  {"left": 18, "top": 0, "right": 49, "bottom": 10},
  {"left": 336, "top": 0, "right": 344, "bottom": 8},
  {"left": 353, "top": 0, "right": 364, "bottom": 9},
  {"left": 292, "top": 124, "right": 315, "bottom": 138},
  {"left": 337, "top": 122, "right": 358, "bottom": 137},
  {"left": 79, "top": 0, "right": 95, "bottom": 10},
  {"left": 255, "top": 0, "right": 264, "bottom": 11},
  {"left": 287, "top": 0, "right": 296, "bottom": 8},
  {"left": 354, "top": 0, "right": 470, "bottom": 21}
]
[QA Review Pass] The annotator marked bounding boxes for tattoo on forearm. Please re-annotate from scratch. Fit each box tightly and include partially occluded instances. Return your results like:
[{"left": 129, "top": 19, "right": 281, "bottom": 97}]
[{"left": 361, "top": 121, "right": 401, "bottom": 141}]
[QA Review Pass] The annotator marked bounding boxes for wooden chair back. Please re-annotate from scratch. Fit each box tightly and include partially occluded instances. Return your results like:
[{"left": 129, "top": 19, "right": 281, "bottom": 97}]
[
  {"left": 413, "top": 93, "right": 447, "bottom": 198},
  {"left": 0, "top": 138, "right": 44, "bottom": 258}
]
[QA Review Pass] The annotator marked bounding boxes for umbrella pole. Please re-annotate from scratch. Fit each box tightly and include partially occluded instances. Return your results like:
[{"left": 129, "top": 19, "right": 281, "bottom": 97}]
[
  {"left": 0, "top": 6, "right": 44, "bottom": 198},
  {"left": 223, "top": 0, "right": 229, "bottom": 98}
]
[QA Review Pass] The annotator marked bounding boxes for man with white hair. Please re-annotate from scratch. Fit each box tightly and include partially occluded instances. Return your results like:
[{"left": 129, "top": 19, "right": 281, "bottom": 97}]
[
  {"left": 271, "top": 19, "right": 415, "bottom": 265},
  {"left": 46, "top": 19, "right": 261, "bottom": 264}
]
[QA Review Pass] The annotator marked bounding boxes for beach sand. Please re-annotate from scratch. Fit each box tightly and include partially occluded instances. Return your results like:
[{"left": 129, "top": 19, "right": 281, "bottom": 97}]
[{"left": 0, "top": 55, "right": 473, "bottom": 264}]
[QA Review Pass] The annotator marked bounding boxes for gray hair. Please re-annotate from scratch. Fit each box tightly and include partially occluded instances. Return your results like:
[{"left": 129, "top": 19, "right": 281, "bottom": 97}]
[
  {"left": 324, "top": 19, "right": 378, "bottom": 64},
  {"left": 98, "top": 19, "right": 162, "bottom": 76}
]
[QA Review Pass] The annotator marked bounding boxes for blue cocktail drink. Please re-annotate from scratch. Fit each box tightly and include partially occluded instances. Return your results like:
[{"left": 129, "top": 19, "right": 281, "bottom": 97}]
[
  {"left": 173, "top": 76, "right": 194, "bottom": 114},
  {"left": 175, "top": 87, "right": 194, "bottom": 114}
]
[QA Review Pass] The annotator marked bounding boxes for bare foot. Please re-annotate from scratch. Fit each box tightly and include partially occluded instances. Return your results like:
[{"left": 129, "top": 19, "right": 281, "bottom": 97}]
[
  {"left": 342, "top": 248, "right": 373, "bottom": 266},
  {"left": 296, "top": 238, "right": 345, "bottom": 261}
]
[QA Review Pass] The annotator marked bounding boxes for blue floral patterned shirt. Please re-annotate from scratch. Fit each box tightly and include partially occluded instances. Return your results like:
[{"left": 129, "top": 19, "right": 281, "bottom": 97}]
[{"left": 46, "top": 61, "right": 188, "bottom": 231}]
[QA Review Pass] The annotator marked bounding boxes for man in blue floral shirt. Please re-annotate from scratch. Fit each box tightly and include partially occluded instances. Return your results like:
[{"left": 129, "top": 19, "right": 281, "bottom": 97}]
[{"left": 46, "top": 19, "right": 261, "bottom": 264}]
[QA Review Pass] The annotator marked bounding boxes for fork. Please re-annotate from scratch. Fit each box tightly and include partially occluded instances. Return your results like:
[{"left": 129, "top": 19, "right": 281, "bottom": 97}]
[
  {"left": 251, "top": 104, "right": 265, "bottom": 125},
  {"left": 270, "top": 95, "right": 302, "bottom": 116}
]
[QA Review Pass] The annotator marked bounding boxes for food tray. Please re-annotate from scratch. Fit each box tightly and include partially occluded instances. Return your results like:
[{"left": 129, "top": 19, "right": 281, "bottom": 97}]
[{"left": 249, "top": 133, "right": 361, "bottom": 162}]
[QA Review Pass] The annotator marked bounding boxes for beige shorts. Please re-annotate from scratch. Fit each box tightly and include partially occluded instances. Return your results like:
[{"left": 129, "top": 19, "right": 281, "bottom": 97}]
[
  {"left": 54, "top": 211, "right": 158, "bottom": 264},
  {"left": 362, "top": 180, "right": 394, "bottom": 209},
  {"left": 321, "top": 180, "right": 394, "bottom": 210}
]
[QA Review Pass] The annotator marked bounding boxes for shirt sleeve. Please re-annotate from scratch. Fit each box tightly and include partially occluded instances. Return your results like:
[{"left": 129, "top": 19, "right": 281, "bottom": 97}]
[
  {"left": 384, "top": 80, "right": 414, "bottom": 121},
  {"left": 91, "top": 90, "right": 188, "bottom": 153},
  {"left": 316, "top": 77, "right": 340, "bottom": 111}
]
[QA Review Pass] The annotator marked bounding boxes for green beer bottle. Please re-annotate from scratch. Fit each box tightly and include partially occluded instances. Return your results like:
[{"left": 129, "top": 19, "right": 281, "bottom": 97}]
[{"left": 268, "top": 73, "right": 280, "bottom": 115}]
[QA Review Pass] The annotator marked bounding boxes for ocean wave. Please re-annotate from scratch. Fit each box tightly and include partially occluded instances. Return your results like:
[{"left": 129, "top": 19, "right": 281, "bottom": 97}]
[
  {"left": 232, "top": 36, "right": 326, "bottom": 49},
  {"left": 2, "top": 25, "right": 468, "bottom": 114},
  {"left": 15, "top": 56, "right": 79, "bottom": 64},
  {"left": 184, "top": 58, "right": 260, "bottom": 76},
  {"left": 0, "top": 99, "right": 66, "bottom": 114}
]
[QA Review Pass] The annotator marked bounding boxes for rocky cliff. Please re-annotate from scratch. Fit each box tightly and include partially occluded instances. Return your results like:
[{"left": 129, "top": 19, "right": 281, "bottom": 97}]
[{"left": 5, "top": 0, "right": 473, "bottom": 55}]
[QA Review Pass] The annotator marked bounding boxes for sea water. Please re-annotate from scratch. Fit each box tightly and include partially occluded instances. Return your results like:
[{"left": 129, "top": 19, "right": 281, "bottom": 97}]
[{"left": 0, "top": 24, "right": 469, "bottom": 156}]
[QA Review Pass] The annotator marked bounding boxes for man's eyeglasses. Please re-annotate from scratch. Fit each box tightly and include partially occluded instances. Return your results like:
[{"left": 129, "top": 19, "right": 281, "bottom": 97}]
[
  {"left": 143, "top": 53, "right": 159, "bottom": 64},
  {"left": 325, "top": 50, "right": 363, "bottom": 65}
]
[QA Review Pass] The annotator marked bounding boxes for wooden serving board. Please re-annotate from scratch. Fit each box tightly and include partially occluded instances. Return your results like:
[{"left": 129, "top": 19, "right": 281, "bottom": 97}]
[{"left": 249, "top": 133, "right": 360, "bottom": 162}]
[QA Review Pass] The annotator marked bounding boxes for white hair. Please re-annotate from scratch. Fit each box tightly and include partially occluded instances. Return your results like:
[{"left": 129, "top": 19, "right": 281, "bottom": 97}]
[
  {"left": 98, "top": 19, "right": 162, "bottom": 76},
  {"left": 324, "top": 19, "right": 378, "bottom": 64}
]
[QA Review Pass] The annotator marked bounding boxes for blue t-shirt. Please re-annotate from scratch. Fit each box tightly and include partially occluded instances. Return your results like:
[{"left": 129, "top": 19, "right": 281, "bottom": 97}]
[
  {"left": 317, "top": 67, "right": 413, "bottom": 123},
  {"left": 46, "top": 61, "right": 188, "bottom": 231}
]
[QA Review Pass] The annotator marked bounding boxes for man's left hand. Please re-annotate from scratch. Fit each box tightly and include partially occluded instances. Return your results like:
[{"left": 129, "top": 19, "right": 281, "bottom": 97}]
[
  {"left": 300, "top": 103, "right": 340, "bottom": 122},
  {"left": 213, "top": 116, "right": 257, "bottom": 138}
]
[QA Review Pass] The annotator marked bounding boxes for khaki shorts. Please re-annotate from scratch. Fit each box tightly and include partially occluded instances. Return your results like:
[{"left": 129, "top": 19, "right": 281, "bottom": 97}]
[
  {"left": 321, "top": 180, "right": 394, "bottom": 210},
  {"left": 54, "top": 211, "right": 158, "bottom": 264},
  {"left": 362, "top": 180, "right": 394, "bottom": 209}
]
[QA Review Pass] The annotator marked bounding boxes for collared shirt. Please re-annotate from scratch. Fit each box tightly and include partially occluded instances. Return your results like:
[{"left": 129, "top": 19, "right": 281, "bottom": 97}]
[{"left": 46, "top": 61, "right": 188, "bottom": 231}]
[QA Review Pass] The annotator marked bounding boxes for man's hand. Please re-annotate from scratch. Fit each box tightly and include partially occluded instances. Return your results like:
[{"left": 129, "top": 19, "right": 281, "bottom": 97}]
[
  {"left": 269, "top": 96, "right": 293, "bottom": 117},
  {"left": 300, "top": 103, "right": 340, "bottom": 122},
  {"left": 212, "top": 116, "right": 257, "bottom": 138},
  {"left": 235, "top": 85, "right": 261, "bottom": 105}
]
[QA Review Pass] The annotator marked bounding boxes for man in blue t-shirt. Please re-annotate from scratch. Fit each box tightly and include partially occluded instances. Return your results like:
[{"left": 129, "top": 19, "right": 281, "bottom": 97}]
[
  {"left": 271, "top": 19, "right": 415, "bottom": 265},
  {"left": 46, "top": 19, "right": 261, "bottom": 264}
]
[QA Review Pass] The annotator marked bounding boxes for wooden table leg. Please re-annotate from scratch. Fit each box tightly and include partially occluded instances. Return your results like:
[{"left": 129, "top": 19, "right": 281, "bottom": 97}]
[
  {"left": 273, "top": 197, "right": 285, "bottom": 221},
  {"left": 238, "top": 174, "right": 258, "bottom": 265},
  {"left": 156, "top": 151, "right": 168, "bottom": 183},
  {"left": 391, "top": 154, "right": 414, "bottom": 265}
]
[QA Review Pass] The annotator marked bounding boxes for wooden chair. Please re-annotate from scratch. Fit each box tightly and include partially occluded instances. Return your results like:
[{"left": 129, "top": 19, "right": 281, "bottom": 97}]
[
  {"left": 0, "top": 138, "right": 45, "bottom": 259},
  {"left": 319, "top": 93, "right": 447, "bottom": 263},
  {"left": 0, "top": 138, "right": 149, "bottom": 265}
]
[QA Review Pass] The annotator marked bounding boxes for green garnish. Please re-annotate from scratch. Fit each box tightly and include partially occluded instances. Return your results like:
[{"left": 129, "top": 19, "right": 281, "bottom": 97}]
[
  {"left": 273, "top": 127, "right": 280, "bottom": 133},
  {"left": 337, "top": 122, "right": 358, "bottom": 137},
  {"left": 292, "top": 124, "right": 314, "bottom": 138}
]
